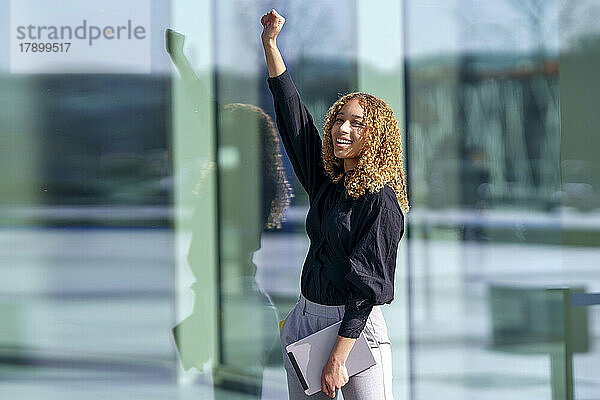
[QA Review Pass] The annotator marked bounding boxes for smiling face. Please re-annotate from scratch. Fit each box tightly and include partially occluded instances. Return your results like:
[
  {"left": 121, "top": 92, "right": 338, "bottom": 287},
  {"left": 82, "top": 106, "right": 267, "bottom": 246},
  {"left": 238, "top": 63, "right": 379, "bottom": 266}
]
[{"left": 331, "top": 98, "right": 368, "bottom": 172}]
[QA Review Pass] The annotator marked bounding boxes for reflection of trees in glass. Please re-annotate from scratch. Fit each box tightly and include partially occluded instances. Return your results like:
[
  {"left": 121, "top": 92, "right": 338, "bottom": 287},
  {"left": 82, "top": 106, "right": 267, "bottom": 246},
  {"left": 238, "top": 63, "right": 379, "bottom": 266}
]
[
  {"left": 505, "top": 0, "right": 558, "bottom": 59},
  {"left": 409, "top": 58, "right": 560, "bottom": 209},
  {"left": 406, "top": 0, "right": 569, "bottom": 210},
  {"left": 257, "top": 0, "right": 342, "bottom": 62},
  {"left": 457, "top": 0, "right": 558, "bottom": 58}
]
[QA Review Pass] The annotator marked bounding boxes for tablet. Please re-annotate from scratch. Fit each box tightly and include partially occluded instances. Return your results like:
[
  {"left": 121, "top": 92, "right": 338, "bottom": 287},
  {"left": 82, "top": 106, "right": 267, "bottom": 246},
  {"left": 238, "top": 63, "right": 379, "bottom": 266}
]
[{"left": 285, "top": 320, "right": 376, "bottom": 395}]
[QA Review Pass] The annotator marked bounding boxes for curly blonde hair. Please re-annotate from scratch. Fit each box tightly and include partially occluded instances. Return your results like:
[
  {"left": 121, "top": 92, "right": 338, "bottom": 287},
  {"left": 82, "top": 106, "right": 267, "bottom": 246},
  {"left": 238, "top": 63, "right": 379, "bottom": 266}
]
[{"left": 322, "top": 93, "right": 410, "bottom": 215}]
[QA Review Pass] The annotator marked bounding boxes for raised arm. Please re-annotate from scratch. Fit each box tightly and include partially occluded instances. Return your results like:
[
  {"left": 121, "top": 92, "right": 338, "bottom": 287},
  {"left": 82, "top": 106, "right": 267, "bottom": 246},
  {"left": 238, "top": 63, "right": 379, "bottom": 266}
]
[
  {"left": 261, "top": 9, "right": 328, "bottom": 201},
  {"left": 261, "top": 9, "right": 286, "bottom": 77}
]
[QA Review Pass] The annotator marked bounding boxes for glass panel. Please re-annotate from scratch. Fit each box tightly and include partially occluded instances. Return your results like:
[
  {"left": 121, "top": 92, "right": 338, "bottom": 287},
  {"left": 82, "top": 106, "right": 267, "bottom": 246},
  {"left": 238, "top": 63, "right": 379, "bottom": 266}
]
[
  {"left": 405, "top": 0, "right": 600, "bottom": 399},
  {"left": 0, "top": 0, "right": 175, "bottom": 397},
  {"left": 168, "top": 0, "right": 219, "bottom": 389},
  {"left": 558, "top": 1, "right": 600, "bottom": 399}
]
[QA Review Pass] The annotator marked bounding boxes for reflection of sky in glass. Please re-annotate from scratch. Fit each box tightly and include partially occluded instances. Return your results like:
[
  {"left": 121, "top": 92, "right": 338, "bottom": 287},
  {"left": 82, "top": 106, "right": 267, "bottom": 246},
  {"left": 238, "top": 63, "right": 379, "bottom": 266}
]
[
  {"left": 4, "top": 0, "right": 598, "bottom": 74},
  {"left": 407, "top": 0, "right": 560, "bottom": 57},
  {"left": 213, "top": 0, "right": 353, "bottom": 74},
  {"left": 558, "top": 0, "right": 600, "bottom": 50}
]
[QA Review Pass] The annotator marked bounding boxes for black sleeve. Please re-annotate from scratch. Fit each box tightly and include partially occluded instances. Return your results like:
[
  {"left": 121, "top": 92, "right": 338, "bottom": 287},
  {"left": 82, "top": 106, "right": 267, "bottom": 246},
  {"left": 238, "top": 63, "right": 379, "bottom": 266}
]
[
  {"left": 338, "top": 200, "right": 404, "bottom": 339},
  {"left": 267, "top": 69, "right": 328, "bottom": 201}
]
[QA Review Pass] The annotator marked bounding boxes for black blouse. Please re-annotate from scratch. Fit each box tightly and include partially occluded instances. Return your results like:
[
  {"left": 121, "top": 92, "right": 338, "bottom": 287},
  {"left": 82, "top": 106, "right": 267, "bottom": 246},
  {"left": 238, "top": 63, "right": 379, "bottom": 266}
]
[{"left": 267, "top": 69, "right": 404, "bottom": 339}]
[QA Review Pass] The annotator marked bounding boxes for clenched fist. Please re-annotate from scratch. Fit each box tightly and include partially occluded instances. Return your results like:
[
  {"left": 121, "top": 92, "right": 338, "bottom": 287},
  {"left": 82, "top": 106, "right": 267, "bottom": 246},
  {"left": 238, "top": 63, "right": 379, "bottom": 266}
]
[{"left": 260, "top": 9, "right": 285, "bottom": 46}]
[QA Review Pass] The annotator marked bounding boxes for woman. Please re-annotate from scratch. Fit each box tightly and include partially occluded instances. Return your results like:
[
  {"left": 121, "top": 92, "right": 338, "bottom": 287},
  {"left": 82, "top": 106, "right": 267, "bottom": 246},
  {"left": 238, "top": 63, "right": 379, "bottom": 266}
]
[{"left": 261, "top": 9, "right": 409, "bottom": 400}]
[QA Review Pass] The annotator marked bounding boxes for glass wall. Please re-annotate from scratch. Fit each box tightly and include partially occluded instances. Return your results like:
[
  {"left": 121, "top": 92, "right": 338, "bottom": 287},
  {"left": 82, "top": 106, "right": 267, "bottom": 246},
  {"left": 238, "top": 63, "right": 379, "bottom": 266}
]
[
  {"left": 405, "top": 0, "right": 600, "bottom": 399},
  {"left": 1, "top": 0, "right": 599, "bottom": 399},
  {"left": 0, "top": 0, "right": 179, "bottom": 398}
]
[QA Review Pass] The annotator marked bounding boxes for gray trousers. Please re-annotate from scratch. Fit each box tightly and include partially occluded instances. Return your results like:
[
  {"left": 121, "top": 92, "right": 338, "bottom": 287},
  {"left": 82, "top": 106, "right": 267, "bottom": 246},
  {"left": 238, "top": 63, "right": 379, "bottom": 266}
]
[{"left": 280, "top": 293, "right": 394, "bottom": 399}]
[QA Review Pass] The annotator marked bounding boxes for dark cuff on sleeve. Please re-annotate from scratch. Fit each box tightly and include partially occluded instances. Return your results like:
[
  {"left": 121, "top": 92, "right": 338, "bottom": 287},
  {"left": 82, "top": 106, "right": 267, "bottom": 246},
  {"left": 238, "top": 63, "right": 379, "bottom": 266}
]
[
  {"left": 267, "top": 69, "right": 297, "bottom": 102},
  {"left": 338, "top": 305, "right": 373, "bottom": 339}
]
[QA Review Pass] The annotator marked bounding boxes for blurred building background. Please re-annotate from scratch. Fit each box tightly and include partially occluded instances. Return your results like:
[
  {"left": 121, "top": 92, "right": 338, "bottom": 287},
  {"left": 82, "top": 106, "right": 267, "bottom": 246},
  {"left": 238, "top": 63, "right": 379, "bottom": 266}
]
[{"left": 0, "top": 0, "right": 599, "bottom": 399}]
